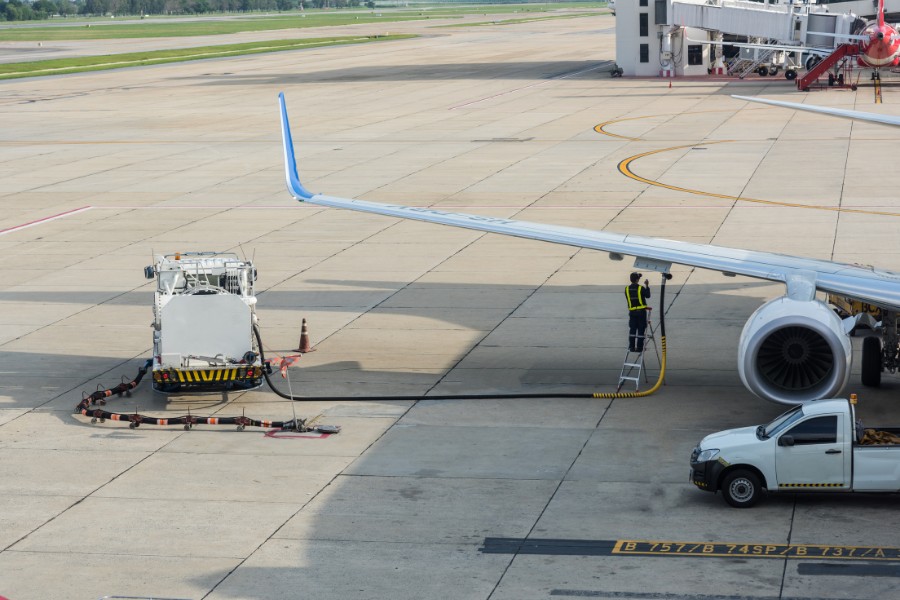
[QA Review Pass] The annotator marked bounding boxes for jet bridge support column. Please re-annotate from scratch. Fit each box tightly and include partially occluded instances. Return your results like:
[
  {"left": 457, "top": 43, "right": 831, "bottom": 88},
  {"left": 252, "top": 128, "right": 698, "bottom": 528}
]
[
  {"left": 660, "top": 29, "right": 674, "bottom": 78},
  {"left": 712, "top": 32, "right": 726, "bottom": 74}
]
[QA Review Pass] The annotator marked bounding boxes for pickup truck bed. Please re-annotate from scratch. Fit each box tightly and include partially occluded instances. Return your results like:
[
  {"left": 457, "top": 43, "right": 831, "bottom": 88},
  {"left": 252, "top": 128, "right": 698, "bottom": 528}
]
[{"left": 859, "top": 427, "right": 900, "bottom": 445}]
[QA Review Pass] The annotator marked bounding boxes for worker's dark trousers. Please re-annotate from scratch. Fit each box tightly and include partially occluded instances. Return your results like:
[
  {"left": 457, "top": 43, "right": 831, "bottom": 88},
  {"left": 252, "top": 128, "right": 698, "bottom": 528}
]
[{"left": 628, "top": 310, "right": 648, "bottom": 352}]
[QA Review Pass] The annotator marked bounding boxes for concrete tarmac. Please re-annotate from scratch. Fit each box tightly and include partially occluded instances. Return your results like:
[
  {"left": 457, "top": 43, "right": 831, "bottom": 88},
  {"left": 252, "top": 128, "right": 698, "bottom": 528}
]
[{"left": 2, "top": 10, "right": 900, "bottom": 600}]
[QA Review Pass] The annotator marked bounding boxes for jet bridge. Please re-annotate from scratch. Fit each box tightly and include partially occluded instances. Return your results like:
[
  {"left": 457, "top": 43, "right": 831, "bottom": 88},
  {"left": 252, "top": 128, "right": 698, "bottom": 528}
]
[
  {"left": 672, "top": 0, "right": 858, "bottom": 42},
  {"left": 616, "top": 0, "right": 861, "bottom": 77}
]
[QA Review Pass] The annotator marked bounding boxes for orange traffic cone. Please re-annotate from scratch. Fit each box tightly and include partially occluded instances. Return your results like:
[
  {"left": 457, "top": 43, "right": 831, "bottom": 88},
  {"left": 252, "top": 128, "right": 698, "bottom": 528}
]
[{"left": 295, "top": 318, "right": 316, "bottom": 353}]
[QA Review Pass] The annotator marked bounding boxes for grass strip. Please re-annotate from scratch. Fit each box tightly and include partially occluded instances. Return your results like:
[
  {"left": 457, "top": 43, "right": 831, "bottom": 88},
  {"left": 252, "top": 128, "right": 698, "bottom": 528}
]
[
  {"left": 0, "top": 4, "right": 605, "bottom": 41},
  {"left": 0, "top": 14, "right": 425, "bottom": 41},
  {"left": 0, "top": 34, "right": 414, "bottom": 79}
]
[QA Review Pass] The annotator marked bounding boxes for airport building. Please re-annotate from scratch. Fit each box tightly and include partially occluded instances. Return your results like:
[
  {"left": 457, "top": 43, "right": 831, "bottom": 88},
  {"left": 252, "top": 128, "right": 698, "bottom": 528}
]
[{"left": 615, "top": 0, "right": 710, "bottom": 77}]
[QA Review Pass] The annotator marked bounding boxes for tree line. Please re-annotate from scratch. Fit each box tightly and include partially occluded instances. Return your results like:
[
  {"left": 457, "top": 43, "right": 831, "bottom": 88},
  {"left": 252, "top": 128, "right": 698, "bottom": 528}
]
[{"left": 1, "top": 0, "right": 367, "bottom": 21}]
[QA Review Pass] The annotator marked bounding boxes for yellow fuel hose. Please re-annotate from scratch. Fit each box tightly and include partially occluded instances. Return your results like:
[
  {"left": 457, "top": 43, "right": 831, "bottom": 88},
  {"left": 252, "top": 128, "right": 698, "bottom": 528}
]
[
  {"left": 593, "top": 336, "right": 666, "bottom": 398},
  {"left": 593, "top": 272, "right": 670, "bottom": 398}
]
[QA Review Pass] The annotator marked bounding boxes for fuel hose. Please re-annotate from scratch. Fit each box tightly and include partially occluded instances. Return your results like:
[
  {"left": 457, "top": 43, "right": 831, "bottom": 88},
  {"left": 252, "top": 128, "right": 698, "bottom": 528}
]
[
  {"left": 259, "top": 273, "right": 671, "bottom": 402},
  {"left": 76, "top": 275, "right": 671, "bottom": 429}
]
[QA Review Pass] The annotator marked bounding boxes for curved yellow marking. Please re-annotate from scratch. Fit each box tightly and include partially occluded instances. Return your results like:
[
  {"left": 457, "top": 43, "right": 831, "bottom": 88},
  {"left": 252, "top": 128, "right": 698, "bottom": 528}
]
[
  {"left": 594, "top": 115, "right": 655, "bottom": 141},
  {"left": 617, "top": 141, "right": 737, "bottom": 201},
  {"left": 594, "top": 109, "right": 900, "bottom": 217},
  {"left": 595, "top": 108, "right": 769, "bottom": 141},
  {"left": 617, "top": 142, "right": 900, "bottom": 218},
  {"left": 598, "top": 109, "right": 900, "bottom": 217}
]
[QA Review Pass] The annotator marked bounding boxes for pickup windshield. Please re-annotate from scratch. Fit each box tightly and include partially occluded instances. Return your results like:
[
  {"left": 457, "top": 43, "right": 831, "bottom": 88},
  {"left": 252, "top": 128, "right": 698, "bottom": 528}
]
[{"left": 760, "top": 405, "right": 805, "bottom": 438}]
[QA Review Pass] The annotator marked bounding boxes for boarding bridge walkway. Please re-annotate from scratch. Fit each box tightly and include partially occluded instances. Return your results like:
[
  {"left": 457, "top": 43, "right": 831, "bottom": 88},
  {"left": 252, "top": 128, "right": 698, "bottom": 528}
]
[
  {"left": 672, "top": 0, "right": 900, "bottom": 42},
  {"left": 673, "top": 0, "right": 804, "bottom": 41}
]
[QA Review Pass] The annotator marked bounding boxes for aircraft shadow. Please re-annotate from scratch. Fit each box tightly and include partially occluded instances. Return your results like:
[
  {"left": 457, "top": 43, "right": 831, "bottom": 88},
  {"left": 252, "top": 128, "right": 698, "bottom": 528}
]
[{"left": 0, "top": 278, "right": 838, "bottom": 413}]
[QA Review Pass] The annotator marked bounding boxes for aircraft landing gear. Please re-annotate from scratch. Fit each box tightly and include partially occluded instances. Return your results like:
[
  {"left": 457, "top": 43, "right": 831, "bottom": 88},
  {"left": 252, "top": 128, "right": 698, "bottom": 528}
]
[
  {"left": 862, "top": 336, "right": 882, "bottom": 387},
  {"left": 863, "top": 310, "right": 900, "bottom": 388}
]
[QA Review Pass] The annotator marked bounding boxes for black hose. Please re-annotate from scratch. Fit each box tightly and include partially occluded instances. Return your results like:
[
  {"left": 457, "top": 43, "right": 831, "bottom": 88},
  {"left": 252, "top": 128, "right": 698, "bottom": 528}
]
[
  {"left": 75, "top": 358, "right": 306, "bottom": 430},
  {"left": 256, "top": 272, "right": 670, "bottom": 402},
  {"left": 75, "top": 359, "right": 152, "bottom": 413},
  {"left": 254, "top": 323, "right": 586, "bottom": 401},
  {"left": 74, "top": 275, "right": 671, "bottom": 429}
]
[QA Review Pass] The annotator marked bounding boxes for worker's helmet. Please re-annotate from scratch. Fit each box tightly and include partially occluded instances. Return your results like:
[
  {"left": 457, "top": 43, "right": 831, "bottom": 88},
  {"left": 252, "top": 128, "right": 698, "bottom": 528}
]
[{"left": 630, "top": 272, "right": 642, "bottom": 283}]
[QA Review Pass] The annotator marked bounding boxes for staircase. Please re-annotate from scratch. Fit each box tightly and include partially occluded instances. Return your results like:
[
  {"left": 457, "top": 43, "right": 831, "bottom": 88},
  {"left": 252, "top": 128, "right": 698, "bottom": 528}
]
[
  {"left": 728, "top": 49, "right": 777, "bottom": 79},
  {"left": 797, "top": 44, "right": 858, "bottom": 91}
]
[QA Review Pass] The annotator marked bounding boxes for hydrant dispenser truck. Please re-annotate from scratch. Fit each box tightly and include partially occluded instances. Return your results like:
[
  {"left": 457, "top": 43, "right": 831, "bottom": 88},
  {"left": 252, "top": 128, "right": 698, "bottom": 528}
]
[{"left": 146, "top": 252, "right": 264, "bottom": 393}]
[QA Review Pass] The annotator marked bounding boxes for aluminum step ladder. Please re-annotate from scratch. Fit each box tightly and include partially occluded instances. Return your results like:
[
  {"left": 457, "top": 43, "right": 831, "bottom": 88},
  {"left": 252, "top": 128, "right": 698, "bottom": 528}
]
[{"left": 616, "top": 319, "right": 661, "bottom": 392}]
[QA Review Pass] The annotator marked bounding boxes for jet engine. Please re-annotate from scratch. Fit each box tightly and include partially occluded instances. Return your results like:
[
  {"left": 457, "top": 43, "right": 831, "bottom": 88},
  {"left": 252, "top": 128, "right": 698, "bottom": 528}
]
[{"left": 738, "top": 297, "right": 851, "bottom": 405}]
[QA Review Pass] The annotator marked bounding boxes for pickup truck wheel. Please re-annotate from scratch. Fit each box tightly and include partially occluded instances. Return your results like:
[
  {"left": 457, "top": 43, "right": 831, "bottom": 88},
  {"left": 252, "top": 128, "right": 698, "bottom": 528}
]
[
  {"left": 861, "top": 336, "right": 882, "bottom": 388},
  {"left": 722, "top": 470, "right": 761, "bottom": 508}
]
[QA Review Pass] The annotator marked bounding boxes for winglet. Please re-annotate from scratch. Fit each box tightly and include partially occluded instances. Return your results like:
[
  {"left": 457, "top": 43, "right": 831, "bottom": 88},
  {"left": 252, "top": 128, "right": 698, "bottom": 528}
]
[{"left": 278, "top": 93, "right": 314, "bottom": 201}]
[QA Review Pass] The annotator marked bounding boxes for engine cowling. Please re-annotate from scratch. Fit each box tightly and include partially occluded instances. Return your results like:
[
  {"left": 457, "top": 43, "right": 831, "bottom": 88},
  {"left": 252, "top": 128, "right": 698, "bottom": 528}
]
[{"left": 738, "top": 297, "right": 851, "bottom": 405}]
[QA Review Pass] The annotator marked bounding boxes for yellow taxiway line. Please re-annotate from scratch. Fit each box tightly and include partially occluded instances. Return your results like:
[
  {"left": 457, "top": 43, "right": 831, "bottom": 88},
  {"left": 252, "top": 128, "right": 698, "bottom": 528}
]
[{"left": 601, "top": 113, "right": 900, "bottom": 218}]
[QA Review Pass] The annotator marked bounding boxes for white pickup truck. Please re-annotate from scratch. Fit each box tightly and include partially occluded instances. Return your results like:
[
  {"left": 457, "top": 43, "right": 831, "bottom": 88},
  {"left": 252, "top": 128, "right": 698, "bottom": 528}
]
[{"left": 690, "top": 398, "right": 900, "bottom": 507}]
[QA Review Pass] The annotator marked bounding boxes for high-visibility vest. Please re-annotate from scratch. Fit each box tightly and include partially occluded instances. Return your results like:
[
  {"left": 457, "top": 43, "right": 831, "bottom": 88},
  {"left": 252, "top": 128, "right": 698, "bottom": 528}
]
[{"left": 625, "top": 284, "right": 648, "bottom": 311}]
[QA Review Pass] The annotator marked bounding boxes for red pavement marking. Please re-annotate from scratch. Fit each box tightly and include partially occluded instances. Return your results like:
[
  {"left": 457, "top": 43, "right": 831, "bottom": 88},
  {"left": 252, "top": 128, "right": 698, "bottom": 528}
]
[{"left": 0, "top": 206, "right": 92, "bottom": 237}]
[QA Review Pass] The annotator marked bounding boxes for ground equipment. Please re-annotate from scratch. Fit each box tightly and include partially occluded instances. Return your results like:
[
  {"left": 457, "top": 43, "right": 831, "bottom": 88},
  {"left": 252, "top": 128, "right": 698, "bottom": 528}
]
[
  {"left": 75, "top": 260, "right": 673, "bottom": 432},
  {"left": 690, "top": 396, "right": 900, "bottom": 507},
  {"left": 146, "top": 251, "right": 263, "bottom": 393}
]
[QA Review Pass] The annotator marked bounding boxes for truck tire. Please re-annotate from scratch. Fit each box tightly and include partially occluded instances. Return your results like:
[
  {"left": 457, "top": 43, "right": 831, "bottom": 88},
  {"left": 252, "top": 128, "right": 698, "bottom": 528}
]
[
  {"left": 721, "top": 470, "right": 761, "bottom": 508},
  {"left": 861, "top": 336, "right": 882, "bottom": 388}
]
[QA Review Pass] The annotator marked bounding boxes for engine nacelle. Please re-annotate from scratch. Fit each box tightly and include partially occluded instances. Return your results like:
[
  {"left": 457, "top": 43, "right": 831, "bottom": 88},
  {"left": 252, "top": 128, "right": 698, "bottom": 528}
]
[{"left": 738, "top": 297, "right": 851, "bottom": 405}]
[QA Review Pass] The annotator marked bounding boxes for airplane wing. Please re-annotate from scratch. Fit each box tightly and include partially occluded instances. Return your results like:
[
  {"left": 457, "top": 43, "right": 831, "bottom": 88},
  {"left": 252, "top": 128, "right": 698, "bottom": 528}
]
[
  {"left": 278, "top": 92, "right": 900, "bottom": 311},
  {"left": 732, "top": 95, "right": 900, "bottom": 128}
]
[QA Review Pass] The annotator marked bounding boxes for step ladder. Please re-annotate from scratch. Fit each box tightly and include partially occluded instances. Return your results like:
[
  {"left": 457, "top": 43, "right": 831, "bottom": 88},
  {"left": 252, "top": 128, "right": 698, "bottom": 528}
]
[{"left": 616, "top": 320, "right": 661, "bottom": 392}]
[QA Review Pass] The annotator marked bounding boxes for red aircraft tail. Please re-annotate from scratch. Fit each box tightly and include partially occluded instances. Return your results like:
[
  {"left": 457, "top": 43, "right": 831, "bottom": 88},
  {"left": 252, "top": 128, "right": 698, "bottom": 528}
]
[{"left": 879, "top": 0, "right": 885, "bottom": 28}]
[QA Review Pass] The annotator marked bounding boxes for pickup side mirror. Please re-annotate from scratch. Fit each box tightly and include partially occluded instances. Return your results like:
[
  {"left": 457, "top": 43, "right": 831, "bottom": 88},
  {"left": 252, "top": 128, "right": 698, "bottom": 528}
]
[{"left": 778, "top": 435, "right": 795, "bottom": 447}]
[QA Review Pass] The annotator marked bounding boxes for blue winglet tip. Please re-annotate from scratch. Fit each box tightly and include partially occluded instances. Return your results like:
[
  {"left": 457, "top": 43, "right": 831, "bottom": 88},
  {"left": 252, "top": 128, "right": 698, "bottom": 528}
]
[{"left": 278, "top": 92, "right": 314, "bottom": 200}]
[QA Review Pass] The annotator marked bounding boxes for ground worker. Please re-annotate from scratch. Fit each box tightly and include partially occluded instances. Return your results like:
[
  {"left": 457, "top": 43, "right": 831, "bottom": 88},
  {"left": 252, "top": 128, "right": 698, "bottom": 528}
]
[{"left": 625, "top": 272, "right": 651, "bottom": 352}]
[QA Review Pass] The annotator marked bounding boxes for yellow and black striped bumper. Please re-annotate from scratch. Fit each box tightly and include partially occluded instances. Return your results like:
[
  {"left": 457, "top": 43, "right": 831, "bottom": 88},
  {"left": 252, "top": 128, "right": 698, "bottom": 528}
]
[
  {"left": 154, "top": 366, "right": 262, "bottom": 385},
  {"left": 778, "top": 482, "right": 845, "bottom": 489}
]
